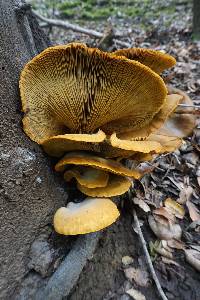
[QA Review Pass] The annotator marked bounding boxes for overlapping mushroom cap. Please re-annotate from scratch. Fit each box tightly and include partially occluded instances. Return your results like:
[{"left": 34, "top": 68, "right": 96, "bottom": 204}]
[{"left": 19, "top": 43, "right": 195, "bottom": 235}]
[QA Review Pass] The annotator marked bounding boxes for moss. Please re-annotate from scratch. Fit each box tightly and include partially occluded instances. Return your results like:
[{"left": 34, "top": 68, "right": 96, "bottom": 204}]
[{"left": 30, "top": 0, "right": 190, "bottom": 26}]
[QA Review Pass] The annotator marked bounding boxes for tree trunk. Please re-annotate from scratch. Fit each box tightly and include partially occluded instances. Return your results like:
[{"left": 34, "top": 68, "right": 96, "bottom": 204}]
[
  {"left": 0, "top": 0, "right": 64, "bottom": 297},
  {"left": 0, "top": 1, "right": 99, "bottom": 299},
  {"left": 0, "top": 2, "right": 139, "bottom": 299},
  {"left": 193, "top": 0, "right": 200, "bottom": 39}
]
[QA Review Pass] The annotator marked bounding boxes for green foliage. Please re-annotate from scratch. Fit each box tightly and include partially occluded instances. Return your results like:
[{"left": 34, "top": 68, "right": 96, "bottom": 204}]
[{"left": 29, "top": 0, "right": 192, "bottom": 26}]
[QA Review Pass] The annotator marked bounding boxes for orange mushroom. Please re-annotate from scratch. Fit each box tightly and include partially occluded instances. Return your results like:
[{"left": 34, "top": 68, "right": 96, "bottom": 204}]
[
  {"left": 19, "top": 43, "right": 196, "bottom": 235},
  {"left": 54, "top": 198, "right": 120, "bottom": 235},
  {"left": 55, "top": 151, "right": 140, "bottom": 197},
  {"left": 20, "top": 43, "right": 167, "bottom": 144},
  {"left": 112, "top": 47, "right": 176, "bottom": 74}
]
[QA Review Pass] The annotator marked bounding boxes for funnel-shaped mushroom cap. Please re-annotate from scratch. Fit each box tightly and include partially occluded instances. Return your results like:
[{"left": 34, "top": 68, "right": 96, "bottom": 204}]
[
  {"left": 78, "top": 174, "right": 131, "bottom": 197},
  {"left": 55, "top": 151, "right": 141, "bottom": 179},
  {"left": 20, "top": 43, "right": 166, "bottom": 143},
  {"left": 64, "top": 166, "right": 109, "bottom": 188},
  {"left": 42, "top": 130, "right": 105, "bottom": 157},
  {"left": 112, "top": 48, "right": 176, "bottom": 74},
  {"left": 54, "top": 198, "right": 120, "bottom": 235}
]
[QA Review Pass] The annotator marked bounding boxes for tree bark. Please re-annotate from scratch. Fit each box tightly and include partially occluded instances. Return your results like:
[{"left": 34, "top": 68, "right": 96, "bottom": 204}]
[
  {"left": 193, "top": 0, "right": 200, "bottom": 39},
  {"left": 0, "top": 1, "right": 101, "bottom": 299}
]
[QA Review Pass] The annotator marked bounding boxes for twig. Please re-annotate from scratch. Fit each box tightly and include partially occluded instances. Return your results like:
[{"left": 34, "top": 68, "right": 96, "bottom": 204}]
[
  {"left": 132, "top": 209, "right": 168, "bottom": 300},
  {"left": 177, "top": 104, "right": 200, "bottom": 115},
  {"left": 32, "top": 10, "right": 130, "bottom": 48}
]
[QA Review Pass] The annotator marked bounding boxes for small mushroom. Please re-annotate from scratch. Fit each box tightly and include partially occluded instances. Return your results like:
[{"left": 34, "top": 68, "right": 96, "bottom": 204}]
[
  {"left": 54, "top": 198, "right": 120, "bottom": 235},
  {"left": 42, "top": 130, "right": 106, "bottom": 157},
  {"left": 78, "top": 174, "right": 131, "bottom": 197},
  {"left": 55, "top": 151, "right": 141, "bottom": 179},
  {"left": 64, "top": 166, "right": 109, "bottom": 188}
]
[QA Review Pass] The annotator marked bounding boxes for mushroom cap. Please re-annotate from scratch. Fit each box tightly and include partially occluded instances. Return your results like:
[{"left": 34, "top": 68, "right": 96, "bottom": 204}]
[
  {"left": 112, "top": 48, "right": 176, "bottom": 74},
  {"left": 20, "top": 43, "right": 166, "bottom": 143},
  {"left": 54, "top": 198, "right": 120, "bottom": 235},
  {"left": 118, "top": 94, "right": 182, "bottom": 140},
  {"left": 128, "top": 88, "right": 196, "bottom": 161},
  {"left": 42, "top": 94, "right": 183, "bottom": 158},
  {"left": 64, "top": 166, "right": 109, "bottom": 188},
  {"left": 42, "top": 130, "right": 105, "bottom": 157},
  {"left": 110, "top": 133, "right": 162, "bottom": 153},
  {"left": 77, "top": 174, "right": 131, "bottom": 197},
  {"left": 55, "top": 151, "right": 141, "bottom": 179},
  {"left": 108, "top": 93, "right": 184, "bottom": 156}
]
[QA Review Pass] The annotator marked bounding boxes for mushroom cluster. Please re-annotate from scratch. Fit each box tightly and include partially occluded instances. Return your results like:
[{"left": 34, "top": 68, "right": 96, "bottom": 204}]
[{"left": 19, "top": 43, "right": 195, "bottom": 235}]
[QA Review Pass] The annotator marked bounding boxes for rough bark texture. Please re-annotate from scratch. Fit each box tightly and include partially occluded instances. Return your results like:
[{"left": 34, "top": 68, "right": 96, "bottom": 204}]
[
  {"left": 0, "top": 0, "right": 60, "bottom": 297},
  {"left": 193, "top": 0, "right": 200, "bottom": 39},
  {"left": 0, "top": 1, "right": 69, "bottom": 298}
]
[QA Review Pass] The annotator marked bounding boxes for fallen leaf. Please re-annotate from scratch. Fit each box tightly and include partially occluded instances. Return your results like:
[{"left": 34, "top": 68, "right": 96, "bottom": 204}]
[
  {"left": 133, "top": 198, "right": 150, "bottom": 212},
  {"left": 148, "top": 215, "right": 182, "bottom": 240},
  {"left": 161, "top": 257, "right": 181, "bottom": 267},
  {"left": 185, "top": 249, "right": 200, "bottom": 272},
  {"left": 155, "top": 246, "right": 173, "bottom": 259},
  {"left": 126, "top": 288, "right": 146, "bottom": 300},
  {"left": 186, "top": 200, "right": 200, "bottom": 222},
  {"left": 166, "top": 176, "right": 184, "bottom": 190},
  {"left": 164, "top": 198, "right": 185, "bottom": 219},
  {"left": 124, "top": 267, "right": 150, "bottom": 287},
  {"left": 136, "top": 162, "right": 156, "bottom": 174},
  {"left": 122, "top": 256, "right": 134, "bottom": 266},
  {"left": 153, "top": 207, "right": 176, "bottom": 222},
  {"left": 167, "top": 239, "right": 185, "bottom": 250},
  {"left": 178, "top": 186, "right": 193, "bottom": 204}
]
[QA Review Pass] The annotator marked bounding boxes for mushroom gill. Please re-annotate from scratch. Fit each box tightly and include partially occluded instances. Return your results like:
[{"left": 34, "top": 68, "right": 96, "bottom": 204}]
[
  {"left": 20, "top": 42, "right": 167, "bottom": 143},
  {"left": 112, "top": 47, "right": 176, "bottom": 74}
]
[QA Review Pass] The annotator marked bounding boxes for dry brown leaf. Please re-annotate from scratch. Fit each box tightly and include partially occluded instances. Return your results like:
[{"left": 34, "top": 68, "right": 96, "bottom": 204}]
[
  {"left": 153, "top": 207, "right": 176, "bottom": 222},
  {"left": 161, "top": 257, "right": 181, "bottom": 267},
  {"left": 133, "top": 198, "right": 151, "bottom": 212},
  {"left": 167, "top": 239, "right": 185, "bottom": 250},
  {"left": 166, "top": 177, "right": 184, "bottom": 190},
  {"left": 148, "top": 214, "right": 182, "bottom": 240},
  {"left": 126, "top": 288, "right": 146, "bottom": 300},
  {"left": 124, "top": 267, "right": 150, "bottom": 287},
  {"left": 150, "top": 240, "right": 173, "bottom": 259},
  {"left": 178, "top": 186, "right": 193, "bottom": 204},
  {"left": 186, "top": 200, "right": 200, "bottom": 222},
  {"left": 185, "top": 249, "right": 200, "bottom": 272},
  {"left": 135, "top": 162, "right": 156, "bottom": 174},
  {"left": 164, "top": 198, "right": 185, "bottom": 219},
  {"left": 122, "top": 256, "right": 134, "bottom": 266}
]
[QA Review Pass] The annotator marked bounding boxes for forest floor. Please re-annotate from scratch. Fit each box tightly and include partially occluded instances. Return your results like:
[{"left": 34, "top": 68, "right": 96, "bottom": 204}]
[{"left": 31, "top": 0, "right": 200, "bottom": 299}]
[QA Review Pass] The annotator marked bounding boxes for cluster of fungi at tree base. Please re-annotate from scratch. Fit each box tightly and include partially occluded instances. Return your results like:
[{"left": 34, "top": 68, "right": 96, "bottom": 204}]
[{"left": 19, "top": 43, "right": 195, "bottom": 235}]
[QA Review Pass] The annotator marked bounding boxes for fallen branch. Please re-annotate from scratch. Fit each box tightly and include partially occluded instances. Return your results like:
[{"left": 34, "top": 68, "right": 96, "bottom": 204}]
[
  {"left": 36, "top": 232, "right": 100, "bottom": 300},
  {"left": 132, "top": 209, "right": 168, "bottom": 300},
  {"left": 32, "top": 10, "right": 131, "bottom": 48}
]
